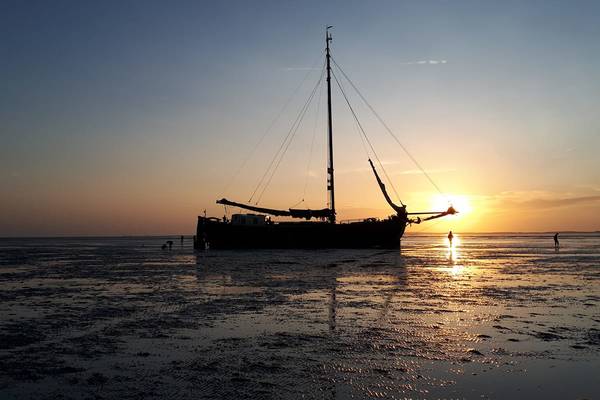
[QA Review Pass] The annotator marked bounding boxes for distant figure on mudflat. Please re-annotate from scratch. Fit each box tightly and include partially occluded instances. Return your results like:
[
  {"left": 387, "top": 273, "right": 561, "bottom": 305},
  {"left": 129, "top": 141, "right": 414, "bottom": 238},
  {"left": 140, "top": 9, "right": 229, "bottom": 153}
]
[
  {"left": 448, "top": 230, "right": 454, "bottom": 245},
  {"left": 161, "top": 243, "right": 168, "bottom": 250},
  {"left": 167, "top": 240, "right": 174, "bottom": 250},
  {"left": 554, "top": 232, "right": 559, "bottom": 249},
  {"left": 180, "top": 235, "right": 184, "bottom": 245}
]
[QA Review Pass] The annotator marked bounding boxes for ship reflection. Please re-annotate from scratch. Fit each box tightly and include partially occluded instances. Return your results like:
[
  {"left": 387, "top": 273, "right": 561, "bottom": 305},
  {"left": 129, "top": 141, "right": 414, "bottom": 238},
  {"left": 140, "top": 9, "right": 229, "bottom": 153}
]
[
  {"left": 378, "top": 270, "right": 408, "bottom": 321},
  {"left": 326, "top": 256, "right": 406, "bottom": 399},
  {"left": 329, "top": 283, "right": 336, "bottom": 332}
]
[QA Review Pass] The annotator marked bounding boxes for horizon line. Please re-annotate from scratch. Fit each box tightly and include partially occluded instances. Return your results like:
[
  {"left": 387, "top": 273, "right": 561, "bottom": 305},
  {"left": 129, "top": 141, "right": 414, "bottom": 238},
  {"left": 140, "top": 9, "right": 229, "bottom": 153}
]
[{"left": 1, "top": 230, "right": 599, "bottom": 240}]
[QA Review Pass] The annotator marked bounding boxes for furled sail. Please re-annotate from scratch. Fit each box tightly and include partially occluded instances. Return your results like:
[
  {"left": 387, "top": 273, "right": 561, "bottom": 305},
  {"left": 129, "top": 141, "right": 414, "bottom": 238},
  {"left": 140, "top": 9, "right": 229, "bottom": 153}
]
[
  {"left": 368, "top": 159, "right": 407, "bottom": 215},
  {"left": 216, "top": 198, "right": 333, "bottom": 220}
]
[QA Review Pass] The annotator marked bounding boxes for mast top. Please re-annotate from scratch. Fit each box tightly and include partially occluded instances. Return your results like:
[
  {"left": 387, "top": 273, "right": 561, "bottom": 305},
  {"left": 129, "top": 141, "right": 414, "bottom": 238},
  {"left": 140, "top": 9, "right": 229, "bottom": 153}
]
[{"left": 325, "top": 26, "right": 335, "bottom": 223}]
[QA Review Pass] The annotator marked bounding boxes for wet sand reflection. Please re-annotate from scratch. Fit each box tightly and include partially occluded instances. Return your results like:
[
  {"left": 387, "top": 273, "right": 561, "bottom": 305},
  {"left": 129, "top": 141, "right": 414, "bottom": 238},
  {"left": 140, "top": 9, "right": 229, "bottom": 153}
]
[{"left": 1, "top": 235, "right": 599, "bottom": 399}]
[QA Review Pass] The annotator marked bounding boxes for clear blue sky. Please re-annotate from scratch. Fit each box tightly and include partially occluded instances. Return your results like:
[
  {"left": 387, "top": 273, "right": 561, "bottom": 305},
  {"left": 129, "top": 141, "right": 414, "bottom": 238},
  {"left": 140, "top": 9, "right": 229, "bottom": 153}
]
[{"left": 1, "top": 0, "right": 599, "bottom": 235}]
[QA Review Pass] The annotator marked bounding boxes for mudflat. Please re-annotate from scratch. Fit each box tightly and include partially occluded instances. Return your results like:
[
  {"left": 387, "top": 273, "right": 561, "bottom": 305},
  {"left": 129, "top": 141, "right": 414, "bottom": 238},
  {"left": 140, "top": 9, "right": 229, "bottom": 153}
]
[{"left": 1, "top": 234, "right": 599, "bottom": 399}]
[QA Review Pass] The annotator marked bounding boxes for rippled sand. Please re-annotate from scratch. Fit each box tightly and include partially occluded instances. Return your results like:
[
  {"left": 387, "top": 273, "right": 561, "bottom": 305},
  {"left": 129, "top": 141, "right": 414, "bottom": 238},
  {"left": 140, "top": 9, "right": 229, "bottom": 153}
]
[{"left": 1, "top": 234, "right": 599, "bottom": 399}]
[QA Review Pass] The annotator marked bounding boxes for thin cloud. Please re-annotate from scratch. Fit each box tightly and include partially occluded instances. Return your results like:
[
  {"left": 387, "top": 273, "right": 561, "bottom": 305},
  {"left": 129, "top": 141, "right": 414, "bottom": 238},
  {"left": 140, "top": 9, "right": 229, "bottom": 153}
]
[
  {"left": 283, "top": 67, "right": 322, "bottom": 71},
  {"left": 509, "top": 195, "right": 600, "bottom": 210},
  {"left": 573, "top": 184, "right": 600, "bottom": 192},
  {"left": 398, "top": 60, "right": 448, "bottom": 65},
  {"left": 485, "top": 191, "right": 600, "bottom": 211},
  {"left": 396, "top": 168, "right": 455, "bottom": 175},
  {"left": 336, "top": 160, "right": 403, "bottom": 175}
]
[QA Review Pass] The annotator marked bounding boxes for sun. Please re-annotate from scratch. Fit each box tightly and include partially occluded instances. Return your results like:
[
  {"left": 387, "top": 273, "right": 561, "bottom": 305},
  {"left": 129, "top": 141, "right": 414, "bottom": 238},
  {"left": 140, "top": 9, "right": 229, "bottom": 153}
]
[{"left": 430, "top": 194, "right": 472, "bottom": 216}]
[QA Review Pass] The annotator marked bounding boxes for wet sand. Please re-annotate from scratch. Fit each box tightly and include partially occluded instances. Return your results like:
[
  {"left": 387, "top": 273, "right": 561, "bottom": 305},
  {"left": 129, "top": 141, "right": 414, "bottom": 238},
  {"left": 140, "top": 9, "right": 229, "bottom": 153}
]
[{"left": 1, "top": 234, "right": 599, "bottom": 399}]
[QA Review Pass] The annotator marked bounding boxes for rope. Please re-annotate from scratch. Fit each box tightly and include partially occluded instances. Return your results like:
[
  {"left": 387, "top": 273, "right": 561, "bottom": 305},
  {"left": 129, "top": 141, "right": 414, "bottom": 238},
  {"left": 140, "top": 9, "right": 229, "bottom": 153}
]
[
  {"left": 289, "top": 198, "right": 304, "bottom": 209},
  {"left": 253, "top": 65, "right": 326, "bottom": 204},
  {"left": 331, "top": 69, "right": 404, "bottom": 206},
  {"left": 221, "top": 49, "right": 325, "bottom": 197},
  {"left": 300, "top": 69, "right": 324, "bottom": 204},
  {"left": 353, "top": 114, "right": 371, "bottom": 160},
  {"left": 248, "top": 62, "right": 325, "bottom": 203},
  {"left": 257, "top": 70, "right": 324, "bottom": 204},
  {"left": 331, "top": 57, "right": 448, "bottom": 202}
]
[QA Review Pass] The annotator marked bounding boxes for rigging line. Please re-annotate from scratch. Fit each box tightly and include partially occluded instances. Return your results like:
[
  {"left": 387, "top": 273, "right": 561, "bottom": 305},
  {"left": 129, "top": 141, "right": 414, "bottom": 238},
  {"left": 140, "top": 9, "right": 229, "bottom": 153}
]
[
  {"left": 331, "top": 68, "right": 405, "bottom": 206},
  {"left": 289, "top": 198, "right": 304, "bottom": 209},
  {"left": 256, "top": 79, "right": 321, "bottom": 206},
  {"left": 257, "top": 69, "right": 325, "bottom": 204},
  {"left": 330, "top": 67, "right": 372, "bottom": 162},
  {"left": 330, "top": 69, "right": 373, "bottom": 164},
  {"left": 341, "top": 72, "right": 371, "bottom": 162},
  {"left": 248, "top": 62, "right": 326, "bottom": 203},
  {"left": 331, "top": 67, "right": 400, "bottom": 203},
  {"left": 255, "top": 66, "right": 325, "bottom": 204},
  {"left": 354, "top": 111, "right": 371, "bottom": 159},
  {"left": 221, "top": 49, "right": 326, "bottom": 196},
  {"left": 250, "top": 63, "right": 325, "bottom": 204},
  {"left": 331, "top": 57, "right": 448, "bottom": 201},
  {"left": 300, "top": 69, "right": 325, "bottom": 203}
]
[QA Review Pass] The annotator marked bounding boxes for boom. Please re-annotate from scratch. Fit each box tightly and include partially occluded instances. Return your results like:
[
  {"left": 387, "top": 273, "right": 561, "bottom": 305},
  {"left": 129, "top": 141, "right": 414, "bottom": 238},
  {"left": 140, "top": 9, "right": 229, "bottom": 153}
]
[{"left": 216, "top": 198, "right": 333, "bottom": 220}]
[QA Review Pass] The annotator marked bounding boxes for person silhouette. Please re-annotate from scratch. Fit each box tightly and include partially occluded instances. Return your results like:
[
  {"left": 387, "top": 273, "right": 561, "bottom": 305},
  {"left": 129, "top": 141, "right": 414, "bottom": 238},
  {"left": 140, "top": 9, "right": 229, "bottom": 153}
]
[
  {"left": 554, "top": 233, "right": 559, "bottom": 249},
  {"left": 448, "top": 230, "right": 454, "bottom": 245}
]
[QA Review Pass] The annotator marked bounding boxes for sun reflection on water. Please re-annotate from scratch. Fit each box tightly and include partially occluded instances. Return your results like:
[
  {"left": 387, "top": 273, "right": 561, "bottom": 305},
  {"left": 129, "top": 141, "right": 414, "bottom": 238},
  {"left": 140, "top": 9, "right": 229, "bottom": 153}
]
[
  {"left": 446, "top": 234, "right": 460, "bottom": 260},
  {"left": 445, "top": 234, "right": 464, "bottom": 275}
]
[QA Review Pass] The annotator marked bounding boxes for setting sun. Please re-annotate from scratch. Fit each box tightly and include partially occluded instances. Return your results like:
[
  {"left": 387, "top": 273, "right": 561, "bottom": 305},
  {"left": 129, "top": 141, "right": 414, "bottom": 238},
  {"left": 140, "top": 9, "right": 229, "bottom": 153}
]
[{"left": 430, "top": 194, "right": 472, "bottom": 217}]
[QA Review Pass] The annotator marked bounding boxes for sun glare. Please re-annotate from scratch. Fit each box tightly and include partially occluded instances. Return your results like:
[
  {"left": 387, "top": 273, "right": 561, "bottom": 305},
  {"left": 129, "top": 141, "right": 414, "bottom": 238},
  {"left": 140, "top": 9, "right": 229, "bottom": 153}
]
[{"left": 430, "top": 194, "right": 472, "bottom": 216}]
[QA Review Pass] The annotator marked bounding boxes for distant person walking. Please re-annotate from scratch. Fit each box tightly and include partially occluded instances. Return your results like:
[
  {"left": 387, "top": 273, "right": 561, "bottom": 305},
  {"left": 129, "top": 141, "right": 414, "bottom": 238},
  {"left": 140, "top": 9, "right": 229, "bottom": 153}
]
[
  {"left": 448, "top": 230, "right": 454, "bottom": 246},
  {"left": 554, "top": 232, "right": 559, "bottom": 249}
]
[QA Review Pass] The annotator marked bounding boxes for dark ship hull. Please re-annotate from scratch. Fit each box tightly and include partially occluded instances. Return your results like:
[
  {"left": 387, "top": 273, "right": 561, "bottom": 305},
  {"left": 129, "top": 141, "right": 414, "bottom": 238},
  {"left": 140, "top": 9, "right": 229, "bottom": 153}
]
[{"left": 194, "top": 215, "right": 407, "bottom": 249}]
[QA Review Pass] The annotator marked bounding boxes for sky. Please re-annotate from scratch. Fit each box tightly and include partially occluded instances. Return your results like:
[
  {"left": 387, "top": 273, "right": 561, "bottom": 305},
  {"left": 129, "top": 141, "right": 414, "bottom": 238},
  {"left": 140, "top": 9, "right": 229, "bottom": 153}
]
[{"left": 1, "top": 0, "right": 599, "bottom": 236}]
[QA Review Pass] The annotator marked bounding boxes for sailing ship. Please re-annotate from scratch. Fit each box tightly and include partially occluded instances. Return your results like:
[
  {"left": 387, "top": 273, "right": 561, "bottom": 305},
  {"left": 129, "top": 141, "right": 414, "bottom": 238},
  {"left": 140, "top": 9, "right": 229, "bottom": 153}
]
[{"left": 194, "top": 28, "right": 457, "bottom": 250}]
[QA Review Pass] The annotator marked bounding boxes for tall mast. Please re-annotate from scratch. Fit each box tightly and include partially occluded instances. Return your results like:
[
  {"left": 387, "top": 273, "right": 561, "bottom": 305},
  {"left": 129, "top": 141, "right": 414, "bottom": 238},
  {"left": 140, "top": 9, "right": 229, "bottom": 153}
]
[{"left": 325, "top": 26, "right": 336, "bottom": 223}]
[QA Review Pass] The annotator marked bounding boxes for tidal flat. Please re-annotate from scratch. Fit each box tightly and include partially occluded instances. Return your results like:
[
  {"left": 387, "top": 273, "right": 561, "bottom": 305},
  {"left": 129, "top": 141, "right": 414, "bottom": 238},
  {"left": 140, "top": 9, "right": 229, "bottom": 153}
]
[{"left": 1, "top": 234, "right": 599, "bottom": 399}]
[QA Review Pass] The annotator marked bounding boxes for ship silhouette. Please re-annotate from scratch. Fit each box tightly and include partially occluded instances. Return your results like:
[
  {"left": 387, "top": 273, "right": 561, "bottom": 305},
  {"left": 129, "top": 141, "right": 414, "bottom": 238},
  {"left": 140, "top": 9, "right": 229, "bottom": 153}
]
[{"left": 195, "top": 28, "right": 457, "bottom": 250}]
